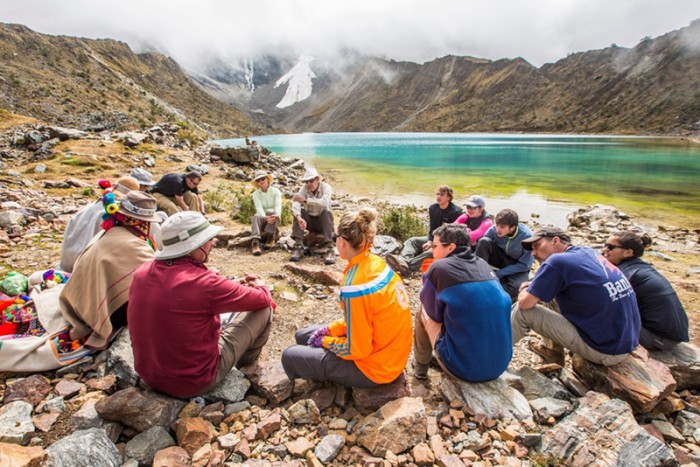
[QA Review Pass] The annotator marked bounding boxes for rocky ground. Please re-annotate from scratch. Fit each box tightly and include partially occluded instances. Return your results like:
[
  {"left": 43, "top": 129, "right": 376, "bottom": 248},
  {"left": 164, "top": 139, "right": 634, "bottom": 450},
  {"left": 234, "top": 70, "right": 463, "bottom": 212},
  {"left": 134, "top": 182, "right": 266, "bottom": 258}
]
[{"left": 1, "top": 121, "right": 700, "bottom": 466}]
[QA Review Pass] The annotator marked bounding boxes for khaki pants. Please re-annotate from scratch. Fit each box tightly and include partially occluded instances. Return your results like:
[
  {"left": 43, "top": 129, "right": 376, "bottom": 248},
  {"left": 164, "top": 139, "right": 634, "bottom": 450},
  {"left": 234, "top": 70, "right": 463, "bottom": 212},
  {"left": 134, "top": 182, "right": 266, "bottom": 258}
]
[
  {"left": 511, "top": 303, "right": 628, "bottom": 366},
  {"left": 251, "top": 214, "right": 279, "bottom": 240},
  {"left": 153, "top": 191, "right": 200, "bottom": 217},
  {"left": 199, "top": 306, "right": 273, "bottom": 394},
  {"left": 412, "top": 307, "right": 457, "bottom": 377}
]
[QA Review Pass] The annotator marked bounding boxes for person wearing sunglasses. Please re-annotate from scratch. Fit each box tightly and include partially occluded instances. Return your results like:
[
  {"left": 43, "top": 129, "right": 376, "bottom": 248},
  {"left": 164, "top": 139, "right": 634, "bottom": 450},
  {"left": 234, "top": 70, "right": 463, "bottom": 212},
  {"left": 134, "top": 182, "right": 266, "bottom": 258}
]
[
  {"left": 290, "top": 167, "right": 336, "bottom": 264},
  {"left": 414, "top": 223, "right": 512, "bottom": 382},
  {"left": 602, "top": 231, "right": 688, "bottom": 351},
  {"left": 513, "top": 226, "right": 640, "bottom": 366},
  {"left": 282, "top": 208, "right": 412, "bottom": 388}
]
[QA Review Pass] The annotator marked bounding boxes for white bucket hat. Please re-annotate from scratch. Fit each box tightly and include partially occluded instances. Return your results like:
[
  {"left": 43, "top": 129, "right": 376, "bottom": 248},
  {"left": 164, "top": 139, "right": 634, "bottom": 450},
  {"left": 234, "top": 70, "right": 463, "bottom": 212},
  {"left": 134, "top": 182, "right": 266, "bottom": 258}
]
[
  {"left": 301, "top": 167, "right": 320, "bottom": 182},
  {"left": 156, "top": 211, "right": 223, "bottom": 260}
]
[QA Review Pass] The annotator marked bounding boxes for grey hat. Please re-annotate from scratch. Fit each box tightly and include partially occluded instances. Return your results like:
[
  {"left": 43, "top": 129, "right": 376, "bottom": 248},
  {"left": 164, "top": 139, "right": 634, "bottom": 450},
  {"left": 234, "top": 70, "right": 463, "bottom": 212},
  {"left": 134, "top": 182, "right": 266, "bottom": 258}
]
[
  {"left": 521, "top": 226, "right": 572, "bottom": 250},
  {"left": 130, "top": 167, "right": 155, "bottom": 186},
  {"left": 464, "top": 195, "right": 485, "bottom": 209}
]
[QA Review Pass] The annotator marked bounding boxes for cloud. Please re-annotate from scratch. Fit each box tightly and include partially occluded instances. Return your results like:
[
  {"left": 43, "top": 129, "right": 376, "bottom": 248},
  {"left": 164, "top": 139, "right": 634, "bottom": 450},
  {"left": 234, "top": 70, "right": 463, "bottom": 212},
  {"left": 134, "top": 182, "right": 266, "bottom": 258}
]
[{"left": 2, "top": 0, "right": 699, "bottom": 69}]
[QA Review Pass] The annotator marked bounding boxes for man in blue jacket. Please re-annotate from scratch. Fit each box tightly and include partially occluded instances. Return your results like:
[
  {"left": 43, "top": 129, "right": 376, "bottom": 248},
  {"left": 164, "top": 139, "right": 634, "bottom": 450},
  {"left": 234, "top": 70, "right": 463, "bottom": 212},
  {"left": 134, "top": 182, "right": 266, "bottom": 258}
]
[
  {"left": 513, "top": 226, "right": 640, "bottom": 366},
  {"left": 475, "top": 209, "right": 534, "bottom": 300},
  {"left": 413, "top": 224, "right": 512, "bottom": 382}
]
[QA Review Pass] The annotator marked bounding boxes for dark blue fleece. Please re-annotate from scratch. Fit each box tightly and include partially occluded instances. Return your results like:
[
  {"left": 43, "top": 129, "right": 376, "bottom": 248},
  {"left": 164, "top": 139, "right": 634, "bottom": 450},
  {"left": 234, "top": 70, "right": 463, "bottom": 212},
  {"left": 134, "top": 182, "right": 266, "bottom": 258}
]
[{"left": 421, "top": 247, "right": 513, "bottom": 382}]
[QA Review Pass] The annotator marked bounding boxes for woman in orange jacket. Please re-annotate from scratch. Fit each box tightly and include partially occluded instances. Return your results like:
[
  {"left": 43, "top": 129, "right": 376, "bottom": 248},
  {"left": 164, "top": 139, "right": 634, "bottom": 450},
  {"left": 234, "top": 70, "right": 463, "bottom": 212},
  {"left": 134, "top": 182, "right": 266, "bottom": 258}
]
[{"left": 281, "top": 208, "right": 413, "bottom": 387}]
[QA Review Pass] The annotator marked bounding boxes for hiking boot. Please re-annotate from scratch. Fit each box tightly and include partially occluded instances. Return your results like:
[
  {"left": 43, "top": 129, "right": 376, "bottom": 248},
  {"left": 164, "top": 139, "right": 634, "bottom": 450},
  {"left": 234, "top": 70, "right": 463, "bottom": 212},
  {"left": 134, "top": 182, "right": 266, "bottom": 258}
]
[
  {"left": 386, "top": 254, "right": 411, "bottom": 277},
  {"left": 264, "top": 235, "right": 276, "bottom": 249},
  {"left": 413, "top": 361, "right": 429, "bottom": 380},
  {"left": 251, "top": 239, "right": 262, "bottom": 256},
  {"left": 529, "top": 340, "right": 565, "bottom": 366},
  {"left": 324, "top": 248, "right": 336, "bottom": 265},
  {"left": 290, "top": 244, "right": 304, "bottom": 262}
]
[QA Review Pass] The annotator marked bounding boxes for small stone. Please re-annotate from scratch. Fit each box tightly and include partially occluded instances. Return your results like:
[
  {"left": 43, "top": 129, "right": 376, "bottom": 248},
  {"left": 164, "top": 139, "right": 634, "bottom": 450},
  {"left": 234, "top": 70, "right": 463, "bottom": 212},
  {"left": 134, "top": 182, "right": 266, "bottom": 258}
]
[
  {"left": 54, "top": 380, "right": 85, "bottom": 399},
  {"left": 286, "top": 437, "right": 315, "bottom": 457},
  {"left": 314, "top": 434, "right": 345, "bottom": 463}
]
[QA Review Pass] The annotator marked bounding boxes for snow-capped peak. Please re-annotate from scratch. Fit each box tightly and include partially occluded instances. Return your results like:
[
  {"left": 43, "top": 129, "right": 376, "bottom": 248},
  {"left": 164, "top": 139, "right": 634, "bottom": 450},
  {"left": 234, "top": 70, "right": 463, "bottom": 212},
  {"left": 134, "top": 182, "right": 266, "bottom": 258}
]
[{"left": 274, "top": 55, "right": 316, "bottom": 108}]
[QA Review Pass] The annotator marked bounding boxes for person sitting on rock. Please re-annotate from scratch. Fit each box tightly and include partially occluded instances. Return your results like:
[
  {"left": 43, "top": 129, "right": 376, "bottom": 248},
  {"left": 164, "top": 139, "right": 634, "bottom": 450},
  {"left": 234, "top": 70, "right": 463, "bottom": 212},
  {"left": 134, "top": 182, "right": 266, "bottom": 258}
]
[
  {"left": 59, "top": 190, "right": 162, "bottom": 350},
  {"left": 282, "top": 208, "right": 413, "bottom": 388},
  {"left": 386, "top": 185, "right": 462, "bottom": 277},
  {"left": 603, "top": 230, "right": 689, "bottom": 350},
  {"left": 250, "top": 170, "right": 282, "bottom": 256},
  {"left": 453, "top": 195, "right": 493, "bottom": 247},
  {"left": 150, "top": 170, "right": 204, "bottom": 216},
  {"left": 513, "top": 226, "right": 640, "bottom": 366},
  {"left": 475, "top": 209, "right": 534, "bottom": 300},
  {"left": 128, "top": 211, "right": 273, "bottom": 398},
  {"left": 59, "top": 176, "right": 139, "bottom": 273},
  {"left": 130, "top": 167, "right": 156, "bottom": 192},
  {"left": 413, "top": 224, "right": 512, "bottom": 381},
  {"left": 290, "top": 167, "right": 336, "bottom": 264}
]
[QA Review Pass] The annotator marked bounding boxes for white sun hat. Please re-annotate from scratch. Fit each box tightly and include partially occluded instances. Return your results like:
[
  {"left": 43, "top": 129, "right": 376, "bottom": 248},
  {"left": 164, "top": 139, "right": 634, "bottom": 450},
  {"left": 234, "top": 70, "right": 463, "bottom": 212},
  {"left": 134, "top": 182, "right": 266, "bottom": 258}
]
[
  {"left": 156, "top": 211, "right": 223, "bottom": 260},
  {"left": 301, "top": 167, "right": 320, "bottom": 182}
]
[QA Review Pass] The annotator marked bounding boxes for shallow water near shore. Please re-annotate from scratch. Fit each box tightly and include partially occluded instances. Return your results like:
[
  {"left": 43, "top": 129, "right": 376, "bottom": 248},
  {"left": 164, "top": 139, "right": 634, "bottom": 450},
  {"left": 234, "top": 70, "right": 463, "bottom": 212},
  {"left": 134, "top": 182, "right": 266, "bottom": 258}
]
[{"left": 215, "top": 133, "right": 700, "bottom": 229}]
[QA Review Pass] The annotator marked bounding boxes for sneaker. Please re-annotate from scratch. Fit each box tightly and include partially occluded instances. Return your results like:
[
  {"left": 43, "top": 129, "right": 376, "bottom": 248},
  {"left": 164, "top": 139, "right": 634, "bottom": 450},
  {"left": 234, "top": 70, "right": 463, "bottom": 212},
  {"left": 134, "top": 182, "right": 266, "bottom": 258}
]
[
  {"left": 251, "top": 239, "right": 262, "bottom": 256},
  {"left": 324, "top": 248, "right": 336, "bottom": 265},
  {"left": 386, "top": 254, "right": 411, "bottom": 277},
  {"left": 529, "top": 340, "right": 565, "bottom": 366},
  {"left": 290, "top": 245, "right": 304, "bottom": 262}
]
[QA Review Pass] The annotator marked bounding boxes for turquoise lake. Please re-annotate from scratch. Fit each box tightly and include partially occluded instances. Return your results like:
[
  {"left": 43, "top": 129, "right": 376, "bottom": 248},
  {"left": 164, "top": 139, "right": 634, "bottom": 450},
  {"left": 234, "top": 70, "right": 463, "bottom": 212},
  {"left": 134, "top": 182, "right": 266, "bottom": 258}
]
[{"left": 214, "top": 133, "right": 700, "bottom": 228}]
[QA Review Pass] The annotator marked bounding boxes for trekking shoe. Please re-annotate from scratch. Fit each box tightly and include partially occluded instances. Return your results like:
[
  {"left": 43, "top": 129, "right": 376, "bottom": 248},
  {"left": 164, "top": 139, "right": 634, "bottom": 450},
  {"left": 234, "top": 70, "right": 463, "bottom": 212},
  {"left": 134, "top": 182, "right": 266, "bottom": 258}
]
[
  {"left": 413, "top": 361, "right": 429, "bottom": 380},
  {"left": 529, "top": 340, "right": 565, "bottom": 366},
  {"left": 324, "top": 248, "right": 336, "bottom": 265},
  {"left": 290, "top": 244, "right": 304, "bottom": 262},
  {"left": 386, "top": 254, "right": 411, "bottom": 277},
  {"left": 251, "top": 239, "right": 262, "bottom": 256},
  {"left": 264, "top": 235, "right": 276, "bottom": 249}
]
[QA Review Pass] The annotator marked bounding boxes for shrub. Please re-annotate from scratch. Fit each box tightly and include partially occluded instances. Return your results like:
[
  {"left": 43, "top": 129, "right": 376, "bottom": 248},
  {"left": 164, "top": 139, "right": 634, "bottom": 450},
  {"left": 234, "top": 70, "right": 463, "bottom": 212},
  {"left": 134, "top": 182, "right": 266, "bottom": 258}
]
[
  {"left": 175, "top": 129, "right": 200, "bottom": 146},
  {"left": 202, "top": 182, "right": 234, "bottom": 213},
  {"left": 377, "top": 204, "right": 426, "bottom": 242}
]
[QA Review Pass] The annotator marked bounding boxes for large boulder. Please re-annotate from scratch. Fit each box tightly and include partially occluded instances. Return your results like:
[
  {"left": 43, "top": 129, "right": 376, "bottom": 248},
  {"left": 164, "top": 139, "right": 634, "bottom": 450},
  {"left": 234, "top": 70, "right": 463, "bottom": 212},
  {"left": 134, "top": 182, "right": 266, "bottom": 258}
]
[
  {"left": 539, "top": 392, "right": 676, "bottom": 466},
  {"left": 46, "top": 428, "right": 121, "bottom": 467},
  {"left": 439, "top": 373, "right": 533, "bottom": 421},
  {"left": 210, "top": 145, "right": 260, "bottom": 164},
  {"left": 355, "top": 397, "right": 427, "bottom": 457},
  {"left": 95, "top": 387, "right": 185, "bottom": 433},
  {"left": 572, "top": 347, "right": 676, "bottom": 413},
  {"left": 650, "top": 342, "right": 700, "bottom": 390}
]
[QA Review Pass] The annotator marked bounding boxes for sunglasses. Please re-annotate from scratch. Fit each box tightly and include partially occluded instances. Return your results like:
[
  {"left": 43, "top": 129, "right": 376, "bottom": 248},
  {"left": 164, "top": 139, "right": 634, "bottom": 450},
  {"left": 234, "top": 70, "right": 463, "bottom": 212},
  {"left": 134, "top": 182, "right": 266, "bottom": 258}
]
[
  {"left": 431, "top": 243, "right": 451, "bottom": 249},
  {"left": 332, "top": 233, "right": 350, "bottom": 242},
  {"left": 604, "top": 243, "right": 623, "bottom": 251}
]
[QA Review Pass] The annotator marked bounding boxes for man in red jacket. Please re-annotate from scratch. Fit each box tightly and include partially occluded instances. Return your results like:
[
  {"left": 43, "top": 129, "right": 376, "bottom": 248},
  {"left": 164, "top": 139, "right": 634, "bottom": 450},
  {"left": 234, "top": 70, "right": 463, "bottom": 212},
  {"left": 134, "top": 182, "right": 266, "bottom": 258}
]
[{"left": 128, "top": 211, "right": 273, "bottom": 398}]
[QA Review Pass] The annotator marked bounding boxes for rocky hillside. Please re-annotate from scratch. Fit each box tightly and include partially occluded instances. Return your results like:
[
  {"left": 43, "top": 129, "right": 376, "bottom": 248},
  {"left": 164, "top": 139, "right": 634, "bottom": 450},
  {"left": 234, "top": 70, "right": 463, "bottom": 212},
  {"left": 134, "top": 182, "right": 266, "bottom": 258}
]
[
  {"left": 197, "top": 20, "right": 700, "bottom": 135},
  {"left": 0, "top": 23, "right": 264, "bottom": 138}
]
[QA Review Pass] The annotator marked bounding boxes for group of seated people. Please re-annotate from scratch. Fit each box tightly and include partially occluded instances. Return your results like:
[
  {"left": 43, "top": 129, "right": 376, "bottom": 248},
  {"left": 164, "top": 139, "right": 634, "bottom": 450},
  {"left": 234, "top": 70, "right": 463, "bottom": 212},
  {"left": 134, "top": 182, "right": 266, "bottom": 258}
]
[{"left": 52, "top": 168, "right": 689, "bottom": 400}]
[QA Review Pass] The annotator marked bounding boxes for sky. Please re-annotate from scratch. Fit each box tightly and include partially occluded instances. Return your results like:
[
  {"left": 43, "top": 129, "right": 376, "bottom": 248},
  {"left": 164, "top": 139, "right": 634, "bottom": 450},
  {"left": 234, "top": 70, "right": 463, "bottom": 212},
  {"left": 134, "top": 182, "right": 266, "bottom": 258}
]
[{"left": 2, "top": 0, "right": 700, "bottom": 71}]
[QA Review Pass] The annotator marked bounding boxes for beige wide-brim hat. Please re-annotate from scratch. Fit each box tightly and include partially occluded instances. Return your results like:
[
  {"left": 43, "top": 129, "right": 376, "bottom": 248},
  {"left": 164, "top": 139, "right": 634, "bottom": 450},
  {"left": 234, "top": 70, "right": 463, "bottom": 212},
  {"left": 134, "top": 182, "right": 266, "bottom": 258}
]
[
  {"left": 156, "top": 211, "right": 224, "bottom": 260},
  {"left": 251, "top": 170, "right": 274, "bottom": 187},
  {"left": 117, "top": 191, "right": 163, "bottom": 222}
]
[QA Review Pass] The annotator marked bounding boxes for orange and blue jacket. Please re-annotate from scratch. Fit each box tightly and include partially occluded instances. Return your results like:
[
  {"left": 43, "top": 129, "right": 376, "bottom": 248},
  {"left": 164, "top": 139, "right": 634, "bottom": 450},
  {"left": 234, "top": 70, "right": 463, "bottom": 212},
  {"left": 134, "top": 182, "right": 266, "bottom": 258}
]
[{"left": 322, "top": 250, "right": 412, "bottom": 384}]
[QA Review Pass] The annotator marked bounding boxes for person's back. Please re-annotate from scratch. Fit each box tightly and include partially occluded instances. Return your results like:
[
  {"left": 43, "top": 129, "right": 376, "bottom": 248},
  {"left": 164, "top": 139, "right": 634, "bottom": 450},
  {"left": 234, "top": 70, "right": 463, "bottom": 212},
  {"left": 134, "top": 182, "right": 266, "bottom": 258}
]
[
  {"left": 531, "top": 246, "right": 639, "bottom": 355},
  {"left": 336, "top": 252, "right": 412, "bottom": 383},
  {"left": 421, "top": 247, "right": 512, "bottom": 381},
  {"left": 619, "top": 258, "right": 689, "bottom": 344}
]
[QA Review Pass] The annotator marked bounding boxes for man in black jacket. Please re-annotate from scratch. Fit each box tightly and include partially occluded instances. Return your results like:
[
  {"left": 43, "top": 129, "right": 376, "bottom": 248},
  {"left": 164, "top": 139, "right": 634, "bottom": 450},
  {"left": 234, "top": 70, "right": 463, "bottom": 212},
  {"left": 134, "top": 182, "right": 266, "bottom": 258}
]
[{"left": 386, "top": 185, "right": 462, "bottom": 277}]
